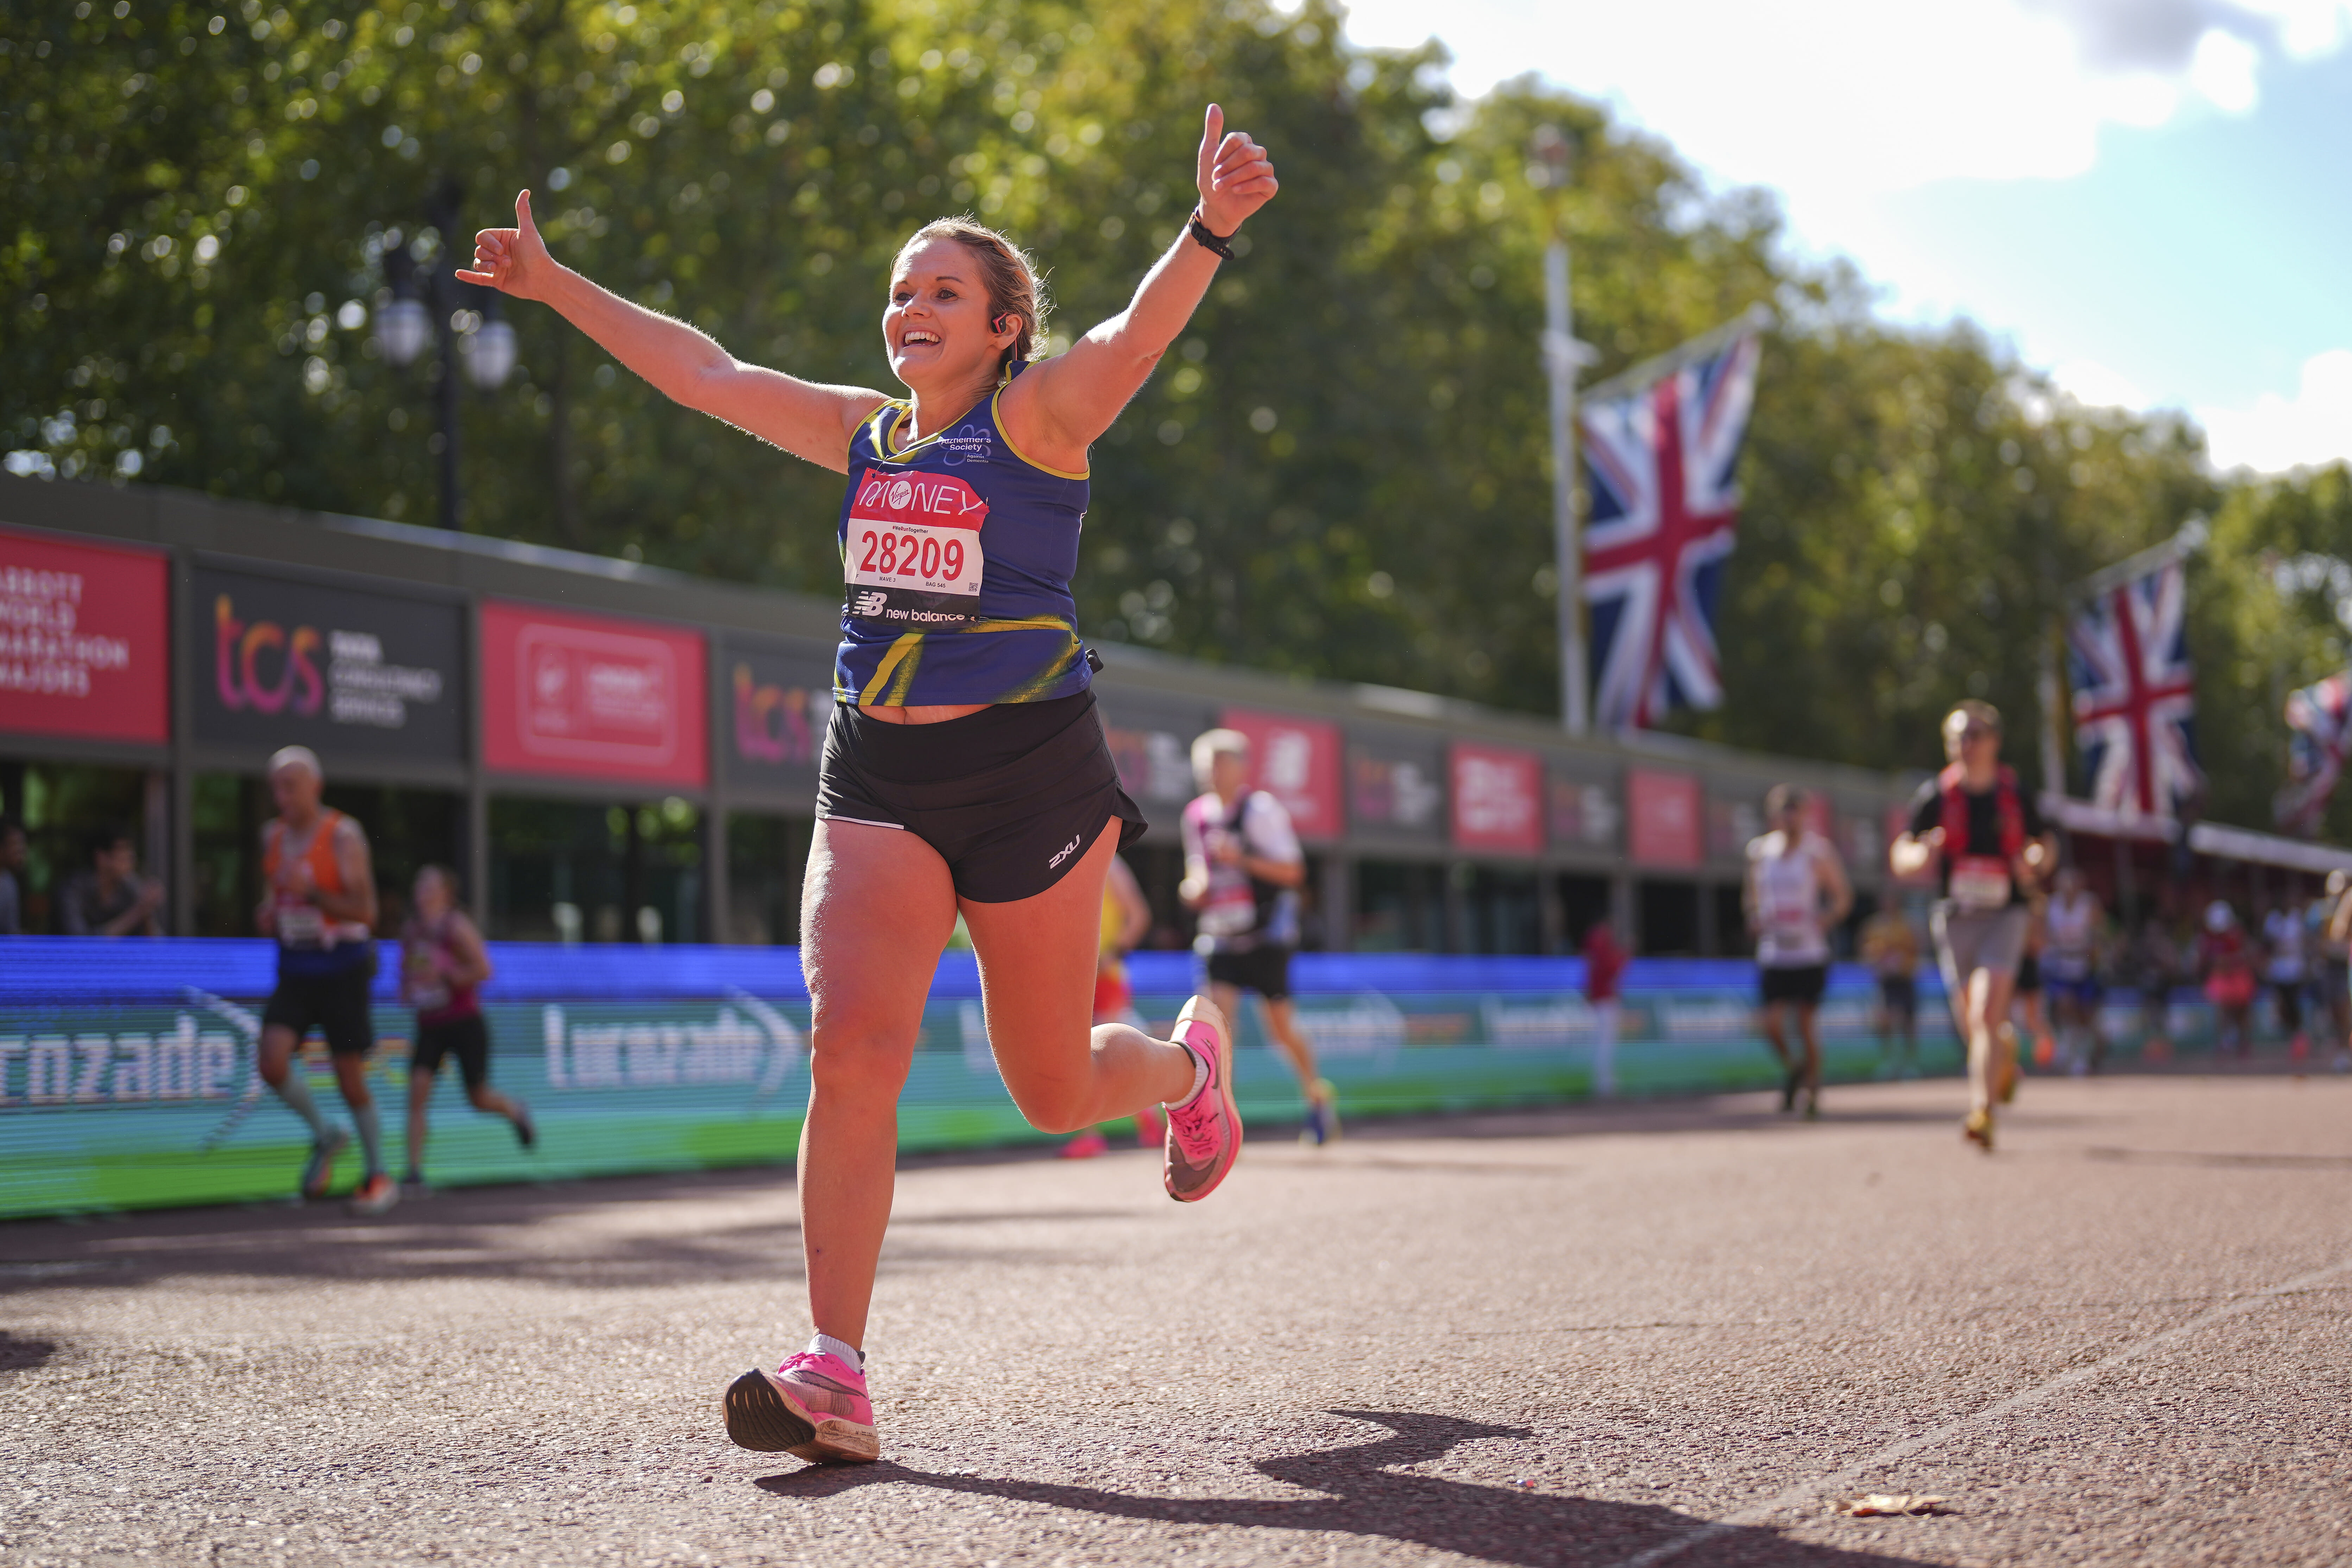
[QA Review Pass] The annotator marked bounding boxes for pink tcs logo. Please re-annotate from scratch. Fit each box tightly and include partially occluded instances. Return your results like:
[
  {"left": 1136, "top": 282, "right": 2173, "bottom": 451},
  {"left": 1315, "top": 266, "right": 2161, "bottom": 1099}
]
[
  {"left": 733, "top": 664, "right": 818, "bottom": 765},
  {"left": 213, "top": 594, "right": 322, "bottom": 716}
]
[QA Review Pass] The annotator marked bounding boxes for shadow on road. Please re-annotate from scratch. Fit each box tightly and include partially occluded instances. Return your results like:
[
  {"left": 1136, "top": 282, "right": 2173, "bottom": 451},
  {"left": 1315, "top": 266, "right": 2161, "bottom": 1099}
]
[
  {"left": 755, "top": 1409, "right": 1915, "bottom": 1567},
  {"left": 0, "top": 1332, "right": 56, "bottom": 1373}
]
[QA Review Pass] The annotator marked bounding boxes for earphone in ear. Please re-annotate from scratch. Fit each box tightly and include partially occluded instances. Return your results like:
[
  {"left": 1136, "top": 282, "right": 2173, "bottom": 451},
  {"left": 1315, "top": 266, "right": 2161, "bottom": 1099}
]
[{"left": 994, "top": 314, "right": 1019, "bottom": 337}]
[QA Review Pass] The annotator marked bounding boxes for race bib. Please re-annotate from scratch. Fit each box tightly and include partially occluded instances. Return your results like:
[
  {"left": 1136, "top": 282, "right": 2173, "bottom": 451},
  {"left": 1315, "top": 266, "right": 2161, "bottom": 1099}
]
[
  {"left": 410, "top": 982, "right": 450, "bottom": 1013},
  {"left": 1949, "top": 855, "right": 2012, "bottom": 912},
  {"left": 843, "top": 468, "right": 988, "bottom": 628},
  {"left": 276, "top": 903, "right": 328, "bottom": 949}
]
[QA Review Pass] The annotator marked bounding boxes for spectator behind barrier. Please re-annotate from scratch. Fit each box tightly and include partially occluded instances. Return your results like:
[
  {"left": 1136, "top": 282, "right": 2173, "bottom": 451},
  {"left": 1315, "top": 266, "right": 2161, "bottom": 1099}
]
[
  {"left": 0, "top": 818, "right": 24, "bottom": 935},
  {"left": 59, "top": 826, "right": 164, "bottom": 938}
]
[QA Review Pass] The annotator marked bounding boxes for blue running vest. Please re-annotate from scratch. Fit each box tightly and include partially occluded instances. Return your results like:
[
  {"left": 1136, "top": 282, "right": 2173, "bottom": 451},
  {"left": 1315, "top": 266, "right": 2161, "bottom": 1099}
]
[{"left": 833, "top": 361, "right": 1091, "bottom": 707}]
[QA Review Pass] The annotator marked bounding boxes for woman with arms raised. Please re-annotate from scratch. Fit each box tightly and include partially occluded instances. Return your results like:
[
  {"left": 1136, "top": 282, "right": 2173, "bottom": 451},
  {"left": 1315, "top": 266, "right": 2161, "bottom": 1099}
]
[{"left": 459, "top": 106, "right": 1276, "bottom": 1465}]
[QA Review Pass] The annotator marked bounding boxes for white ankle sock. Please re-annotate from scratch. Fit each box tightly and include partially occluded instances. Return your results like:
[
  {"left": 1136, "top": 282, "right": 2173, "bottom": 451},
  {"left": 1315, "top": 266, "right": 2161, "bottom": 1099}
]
[
  {"left": 809, "top": 1332, "right": 863, "bottom": 1370},
  {"left": 1166, "top": 1044, "right": 1210, "bottom": 1110}
]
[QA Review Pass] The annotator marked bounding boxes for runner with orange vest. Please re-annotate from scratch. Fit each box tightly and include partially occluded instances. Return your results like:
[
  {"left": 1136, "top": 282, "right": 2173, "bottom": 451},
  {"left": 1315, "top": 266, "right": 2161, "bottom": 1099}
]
[
  {"left": 254, "top": 746, "right": 396, "bottom": 1213},
  {"left": 1889, "top": 701, "right": 2056, "bottom": 1152}
]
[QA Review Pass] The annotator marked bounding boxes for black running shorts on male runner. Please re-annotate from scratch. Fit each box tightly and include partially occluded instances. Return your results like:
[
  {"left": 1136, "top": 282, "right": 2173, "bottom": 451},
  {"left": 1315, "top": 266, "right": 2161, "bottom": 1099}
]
[
  {"left": 815, "top": 689, "right": 1145, "bottom": 904},
  {"left": 1759, "top": 963, "right": 1828, "bottom": 1007},
  {"left": 412, "top": 1013, "right": 493, "bottom": 1092},
  {"left": 262, "top": 968, "right": 375, "bottom": 1057},
  {"left": 1205, "top": 943, "right": 1294, "bottom": 1001}
]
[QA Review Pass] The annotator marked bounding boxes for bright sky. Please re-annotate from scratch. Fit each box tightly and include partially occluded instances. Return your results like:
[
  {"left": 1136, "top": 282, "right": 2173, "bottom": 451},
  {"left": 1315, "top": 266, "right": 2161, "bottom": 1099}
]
[{"left": 1338, "top": 0, "right": 2352, "bottom": 474}]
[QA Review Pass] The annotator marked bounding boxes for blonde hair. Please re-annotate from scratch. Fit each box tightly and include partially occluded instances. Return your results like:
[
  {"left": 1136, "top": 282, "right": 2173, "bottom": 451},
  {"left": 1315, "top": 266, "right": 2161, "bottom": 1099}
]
[
  {"left": 1191, "top": 728, "right": 1249, "bottom": 790},
  {"left": 895, "top": 216, "right": 1052, "bottom": 367},
  {"left": 1942, "top": 699, "right": 2001, "bottom": 752}
]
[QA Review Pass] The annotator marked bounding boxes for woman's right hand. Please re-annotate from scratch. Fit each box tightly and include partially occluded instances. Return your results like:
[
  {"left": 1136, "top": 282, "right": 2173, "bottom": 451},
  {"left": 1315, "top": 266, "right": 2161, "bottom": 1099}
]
[{"left": 455, "top": 190, "right": 556, "bottom": 301}]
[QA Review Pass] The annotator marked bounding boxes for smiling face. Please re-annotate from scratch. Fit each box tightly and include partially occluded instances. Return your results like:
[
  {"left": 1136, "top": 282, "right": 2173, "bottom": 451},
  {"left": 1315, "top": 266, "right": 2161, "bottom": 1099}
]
[{"left": 883, "top": 238, "right": 1015, "bottom": 398}]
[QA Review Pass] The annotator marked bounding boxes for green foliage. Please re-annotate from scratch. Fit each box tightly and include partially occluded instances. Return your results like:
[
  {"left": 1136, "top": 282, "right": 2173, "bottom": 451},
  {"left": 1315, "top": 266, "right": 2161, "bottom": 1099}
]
[{"left": 0, "top": 0, "right": 2329, "bottom": 829}]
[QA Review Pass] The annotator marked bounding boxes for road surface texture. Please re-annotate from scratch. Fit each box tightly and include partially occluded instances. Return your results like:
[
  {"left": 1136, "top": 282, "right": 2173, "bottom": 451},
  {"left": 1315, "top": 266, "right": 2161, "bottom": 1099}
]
[{"left": 5, "top": 1073, "right": 2349, "bottom": 1567}]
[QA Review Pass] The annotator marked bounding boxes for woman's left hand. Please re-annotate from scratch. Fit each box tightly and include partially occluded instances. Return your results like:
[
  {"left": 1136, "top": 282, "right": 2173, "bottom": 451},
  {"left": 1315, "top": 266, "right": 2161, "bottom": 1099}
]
[{"left": 1195, "top": 103, "right": 1279, "bottom": 234}]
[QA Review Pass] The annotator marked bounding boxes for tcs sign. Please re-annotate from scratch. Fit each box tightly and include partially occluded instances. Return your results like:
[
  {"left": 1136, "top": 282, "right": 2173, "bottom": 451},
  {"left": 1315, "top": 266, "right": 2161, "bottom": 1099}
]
[{"left": 213, "top": 594, "right": 321, "bottom": 716}]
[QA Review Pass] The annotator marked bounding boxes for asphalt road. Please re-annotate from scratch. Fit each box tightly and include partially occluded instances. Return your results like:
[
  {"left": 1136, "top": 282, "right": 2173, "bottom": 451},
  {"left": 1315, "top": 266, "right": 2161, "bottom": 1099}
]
[{"left": 5, "top": 1071, "right": 2349, "bottom": 1567}]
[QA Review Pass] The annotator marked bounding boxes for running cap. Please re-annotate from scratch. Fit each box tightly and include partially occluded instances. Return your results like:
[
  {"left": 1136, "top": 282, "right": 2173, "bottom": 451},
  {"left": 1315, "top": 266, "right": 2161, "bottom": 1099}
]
[
  {"left": 2204, "top": 900, "right": 2234, "bottom": 932},
  {"left": 267, "top": 745, "right": 323, "bottom": 781},
  {"left": 1191, "top": 727, "right": 1249, "bottom": 789}
]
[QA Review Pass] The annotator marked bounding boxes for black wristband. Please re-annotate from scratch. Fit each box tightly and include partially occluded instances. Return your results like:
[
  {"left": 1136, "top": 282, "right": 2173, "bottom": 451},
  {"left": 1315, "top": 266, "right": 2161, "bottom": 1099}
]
[{"left": 1187, "top": 209, "right": 1236, "bottom": 260}]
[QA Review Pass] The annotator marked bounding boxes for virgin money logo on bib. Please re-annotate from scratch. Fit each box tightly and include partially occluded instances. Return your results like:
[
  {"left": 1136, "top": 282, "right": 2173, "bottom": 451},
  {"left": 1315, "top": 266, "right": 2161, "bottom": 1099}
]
[{"left": 844, "top": 469, "right": 989, "bottom": 626}]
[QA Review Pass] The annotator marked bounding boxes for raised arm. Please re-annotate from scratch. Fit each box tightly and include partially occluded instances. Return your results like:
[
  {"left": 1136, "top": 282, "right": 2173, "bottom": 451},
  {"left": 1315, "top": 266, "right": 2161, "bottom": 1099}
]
[
  {"left": 457, "top": 191, "right": 888, "bottom": 472},
  {"left": 998, "top": 105, "right": 1279, "bottom": 467}
]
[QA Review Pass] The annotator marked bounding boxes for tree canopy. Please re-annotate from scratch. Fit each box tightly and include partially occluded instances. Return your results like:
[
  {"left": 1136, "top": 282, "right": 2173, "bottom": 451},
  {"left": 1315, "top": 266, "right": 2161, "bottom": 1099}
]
[{"left": 6, "top": 0, "right": 2349, "bottom": 833}]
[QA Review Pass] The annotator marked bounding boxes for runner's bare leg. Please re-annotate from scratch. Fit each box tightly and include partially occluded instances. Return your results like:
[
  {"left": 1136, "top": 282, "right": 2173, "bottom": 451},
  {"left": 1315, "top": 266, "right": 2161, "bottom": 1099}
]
[
  {"left": 964, "top": 828, "right": 1197, "bottom": 1133},
  {"left": 797, "top": 820, "right": 959, "bottom": 1352}
]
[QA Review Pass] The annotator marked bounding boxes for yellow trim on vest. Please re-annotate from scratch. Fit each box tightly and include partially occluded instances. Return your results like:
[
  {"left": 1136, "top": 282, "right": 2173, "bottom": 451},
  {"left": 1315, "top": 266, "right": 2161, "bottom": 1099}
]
[
  {"left": 989, "top": 378, "right": 1090, "bottom": 481},
  {"left": 858, "top": 633, "right": 927, "bottom": 706}
]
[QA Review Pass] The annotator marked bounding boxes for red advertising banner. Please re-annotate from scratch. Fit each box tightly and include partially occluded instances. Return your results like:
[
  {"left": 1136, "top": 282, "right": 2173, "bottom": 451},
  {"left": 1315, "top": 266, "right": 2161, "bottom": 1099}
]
[
  {"left": 1450, "top": 742, "right": 1544, "bottom": 854},
  {"left": 480, "top": 600, "right": 707, "bottom": 788},
  {"left": 0, "top": 525, "right": 169, "bottom": 745},
  {"left": 1221, "top": 708, "right": 1342, "bottom": 843},
  {"left": 1627, "top": 768, "right": 1703, "bottom": 868}
]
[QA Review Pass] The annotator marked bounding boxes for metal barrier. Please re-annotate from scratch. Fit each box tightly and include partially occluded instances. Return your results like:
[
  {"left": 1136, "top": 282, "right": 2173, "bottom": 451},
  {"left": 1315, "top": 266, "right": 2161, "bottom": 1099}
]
[{"left": 1, "top": 939, "right": 2229, "bottom": 1219}]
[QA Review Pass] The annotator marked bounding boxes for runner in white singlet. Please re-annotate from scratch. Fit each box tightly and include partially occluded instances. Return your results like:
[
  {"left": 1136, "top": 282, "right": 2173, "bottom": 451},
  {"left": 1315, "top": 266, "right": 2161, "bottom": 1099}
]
[
  {"left": 2042, "top": 869, "right": 2105, "bottom": 1075},
  {"left": 1745, "top": 784, "right": 1852, "bottom": 1121}
]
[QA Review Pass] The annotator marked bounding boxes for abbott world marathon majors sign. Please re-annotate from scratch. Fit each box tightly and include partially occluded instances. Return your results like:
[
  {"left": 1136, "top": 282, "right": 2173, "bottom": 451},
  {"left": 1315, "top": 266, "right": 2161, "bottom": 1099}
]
[
  {"left": 0, "top": 525, "right": 170, "bottom": 745},
  {"left": 191, "top": 564, "right": 462, "bottom": 762}
]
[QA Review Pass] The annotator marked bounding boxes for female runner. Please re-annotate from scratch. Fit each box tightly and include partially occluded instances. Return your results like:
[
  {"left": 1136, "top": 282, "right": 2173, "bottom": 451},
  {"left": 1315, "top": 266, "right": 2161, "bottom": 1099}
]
[{"left": 459, "top": 105, "right": 1275, "bottom": 1464}]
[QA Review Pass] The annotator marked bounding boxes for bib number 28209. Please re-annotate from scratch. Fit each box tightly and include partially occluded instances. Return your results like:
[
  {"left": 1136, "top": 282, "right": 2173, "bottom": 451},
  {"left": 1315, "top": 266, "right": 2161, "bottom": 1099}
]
[{"left": 843, "top": 467, "right": 989, "bottom": 628}]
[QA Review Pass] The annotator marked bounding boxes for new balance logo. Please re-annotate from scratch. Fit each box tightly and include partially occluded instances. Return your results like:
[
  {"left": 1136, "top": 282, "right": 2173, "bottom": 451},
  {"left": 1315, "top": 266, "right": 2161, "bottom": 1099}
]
[
  {"left": 1048, "top": 835, "right": 1081, "bottom": 869},
  {"left": 852, "top": 590, "right": 887, "bottom": 616}
]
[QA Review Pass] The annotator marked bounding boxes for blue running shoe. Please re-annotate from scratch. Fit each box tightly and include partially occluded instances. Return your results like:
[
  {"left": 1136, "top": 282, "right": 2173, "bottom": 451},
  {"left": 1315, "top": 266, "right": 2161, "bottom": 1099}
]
[{"left": 299, "top": 1126, "right": 350, "bottom": 1201}]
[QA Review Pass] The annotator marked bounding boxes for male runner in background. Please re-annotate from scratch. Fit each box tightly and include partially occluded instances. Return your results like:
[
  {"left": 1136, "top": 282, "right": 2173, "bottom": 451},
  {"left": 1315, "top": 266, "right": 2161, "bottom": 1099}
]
[
  {"left": 1180, "top": 728, "right": 1338, "bottom": 1145},
  {"left": 1582, "top": 918, "right": 1627, "bottom": 1099},
  {"left": 1860, "top": 901, "right": 1922, "bottom": 1077},
  {"left": 2321, "top": 871, "right": 2352, "bottom": 1071},
  {"left": 2043, "top": 867, "right": 2106, "bottom": 1075},
  {"left": 2260, "top": 894, "right": 2312, "bottom": 1062},
  {"left": 1745, "top": 784, "right": 1852, "bottom": 1120},
  {"left": 255, "top": 746, "right": 396, "bottom": 1214},
  {"left": 1890, "top": 701, "right": 2054, "bottom": 1152}
]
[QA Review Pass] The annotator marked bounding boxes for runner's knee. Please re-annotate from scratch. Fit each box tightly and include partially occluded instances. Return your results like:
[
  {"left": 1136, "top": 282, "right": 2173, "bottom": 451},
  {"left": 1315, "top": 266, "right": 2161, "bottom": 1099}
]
[{"left": 806, "top": 1023, "right": 916, "bottom": 1099}]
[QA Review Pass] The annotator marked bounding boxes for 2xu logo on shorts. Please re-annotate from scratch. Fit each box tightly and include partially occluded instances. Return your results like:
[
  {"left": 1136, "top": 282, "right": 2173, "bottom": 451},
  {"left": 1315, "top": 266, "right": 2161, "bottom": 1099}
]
[
  {"left": 1048, "top": 834, "right": 1081, "bottom": 870},
  {"left": 844, "top": 468, "right": 989, "bottom": 627}
]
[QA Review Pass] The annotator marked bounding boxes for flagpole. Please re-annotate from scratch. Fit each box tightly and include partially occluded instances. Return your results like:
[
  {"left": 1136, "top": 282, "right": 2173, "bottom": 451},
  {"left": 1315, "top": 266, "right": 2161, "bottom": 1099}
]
[
  {"left": 1547, "top": 239, "right": 1591, "bottom": 735},
  {"left": 1534, "top": 126, "right": 1596, "bottom": 735}
]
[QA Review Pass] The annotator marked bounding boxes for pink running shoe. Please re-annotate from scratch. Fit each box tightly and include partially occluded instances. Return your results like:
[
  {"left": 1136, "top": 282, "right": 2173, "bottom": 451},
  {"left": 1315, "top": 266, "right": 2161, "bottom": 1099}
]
[
  {"left": 1164, "top": 995, "right": 1242, "bottom": 1202},
  {"left": 723, "top": 1351, "right": 878, "bottom": 1463}
]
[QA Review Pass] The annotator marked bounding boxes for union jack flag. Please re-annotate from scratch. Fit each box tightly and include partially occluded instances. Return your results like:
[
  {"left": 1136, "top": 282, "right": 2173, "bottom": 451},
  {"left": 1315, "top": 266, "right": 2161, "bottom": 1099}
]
[
  {"left": 2067, "top": 557, "right": 2201, "bottom": 820},
  {"left": 2277, "top": 671, "right": 2352, "bottom": 835},
  {"left": 1580, "top": 333, "right": 1761, "bottom": 731}
]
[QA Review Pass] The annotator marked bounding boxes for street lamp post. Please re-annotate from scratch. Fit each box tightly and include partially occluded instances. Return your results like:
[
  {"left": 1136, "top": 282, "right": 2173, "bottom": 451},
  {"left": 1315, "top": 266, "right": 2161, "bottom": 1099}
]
[
  {"left": 1532, "top": 126, "right": 1599, "bottom": 736},
  {"left": 376, "top": 177, "right": 516, "bottom": 529}
]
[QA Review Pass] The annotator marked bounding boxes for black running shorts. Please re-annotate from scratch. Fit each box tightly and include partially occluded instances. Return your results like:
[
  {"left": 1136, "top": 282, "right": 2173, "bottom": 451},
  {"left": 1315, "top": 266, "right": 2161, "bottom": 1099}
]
[
  {"left": 816, "top": 689, "right": 1146, "bottom": 904},
  {"left": 412, "top": 1012, "right": 492, "bottom": 1092},
  {"left": 1205, "top": 943, "right": 1294, "bottom": 1001},
  {"left": 1759, "top": 963, "right": 1827, "bottom": 1007},
  {"left": 263, "top": 967, "right": 375, "bottom": 1056}
]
